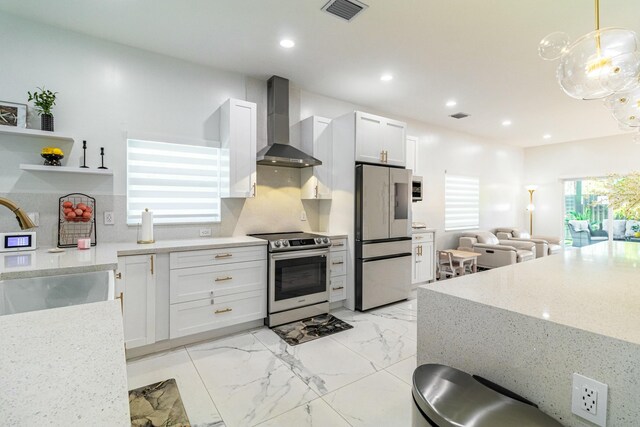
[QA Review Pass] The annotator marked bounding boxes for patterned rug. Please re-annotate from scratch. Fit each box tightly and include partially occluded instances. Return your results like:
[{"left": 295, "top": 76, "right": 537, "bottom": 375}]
[
  {"left": 271, "top": 313, "right": 353, "bottom": 346},
  {"left": 129, "top": 378, "right": 191, "bottom": 427}
]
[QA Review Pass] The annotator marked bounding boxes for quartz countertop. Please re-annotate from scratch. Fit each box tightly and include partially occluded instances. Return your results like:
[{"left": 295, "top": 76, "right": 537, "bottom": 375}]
[
  {"left": 0, "top": 300, "right": 130, "bottom": 426},
  {"left": 420, "top": 241, "right": 640, "bottom": 345},
  {"left": 0, "top": 236, "right": 267, "bottom": 280}
]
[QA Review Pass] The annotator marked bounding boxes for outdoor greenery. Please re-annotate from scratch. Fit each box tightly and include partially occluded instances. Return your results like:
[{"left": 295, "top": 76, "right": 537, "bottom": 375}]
[
  {"left": 604, "top": 172, "right": 640, "bottom": 220},
  {"left": 27, "top": 86, "right": 58, "bottom": 116}
]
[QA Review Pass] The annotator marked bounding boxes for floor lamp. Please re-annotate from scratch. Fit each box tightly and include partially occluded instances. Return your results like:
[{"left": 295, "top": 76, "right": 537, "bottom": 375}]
[{"left": 526, "top": 185, "right": 537, "bottom": 236}]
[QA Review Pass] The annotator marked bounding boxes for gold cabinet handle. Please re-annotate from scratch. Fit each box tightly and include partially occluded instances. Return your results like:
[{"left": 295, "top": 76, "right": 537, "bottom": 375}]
[
  {"left": 215, "top": 276, "right": 233, "bottom": 282},
  {"left": 332, "top": 243, "right": 345, "bottom": 247},
  {"left": 332, "top": 261, "right": 344, "bottom": 265},
  {"left": 252, "top": 182, "right": 256, "bottom": 197},
  {"left": 332, "top": 286, "right": 345, "bottom": 291},
  {"left": 115, "top": 272, "right": 122, "bottom": 279},
  {"left": 215, "top": 253, "right": 233, "bottom": 259},
  {"left": 116, "top": 292, "right": 124, "bottom": 313},
  {"left": 314, "top": 184, "right": 319, "bottom": 198},
  {"left": 150, "top": 255, "right": 154, "bottom": 275},
  {"left": 215, "top": 308, "right": 233, "bottom": 314},
  {"left": 414, "top": 236, "right": 423, "bottom": 240}
]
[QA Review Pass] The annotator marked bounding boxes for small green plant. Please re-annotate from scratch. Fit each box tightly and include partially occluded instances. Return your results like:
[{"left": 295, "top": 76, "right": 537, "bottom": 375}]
[
  {"left": 27, "top": 86, "right": 58, "bottom": 116},
  {"left": 632, "top": 224, "right": 640, "bottom": 233}
]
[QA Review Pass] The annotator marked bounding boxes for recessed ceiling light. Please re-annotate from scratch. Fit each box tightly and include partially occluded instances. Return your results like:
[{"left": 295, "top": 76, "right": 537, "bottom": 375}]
[
  {"left": 543, "top": 134, "right": 552, "bottom": 139},
  {"left": 445, "top": 100, "right": 457, "bottom": 108},
  {"left": 279, "top": 39, "right": 295, "bottom": 48},
  {"left": 502, "top": 120, "right": 512, "bottom": 126},
  {"left": 380, "top": 74, "right": 393, "bottom": 82}
]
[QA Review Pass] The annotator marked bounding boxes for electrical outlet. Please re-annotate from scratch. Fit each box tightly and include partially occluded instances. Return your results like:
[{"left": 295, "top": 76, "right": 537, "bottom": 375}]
[
  {"left": 199, "top": 228, "right": 212, "bottom": 237},
  {"left": 27, "top": 212, "right": 39, "bottom": 227},
  {"left": 300, "top": 211, "right": 307, "bottom": 221},
  {"left": 572, "top": 373, "right": 607, "bottom": 427},
  {"left": 104, "top": 211, "right": 115, "bottom": 225}
]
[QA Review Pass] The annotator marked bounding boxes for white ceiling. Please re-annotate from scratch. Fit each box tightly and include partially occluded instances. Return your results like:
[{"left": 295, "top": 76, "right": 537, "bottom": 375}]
[{"left": 1, "top": 0, "right": 639, "bottom": 147}]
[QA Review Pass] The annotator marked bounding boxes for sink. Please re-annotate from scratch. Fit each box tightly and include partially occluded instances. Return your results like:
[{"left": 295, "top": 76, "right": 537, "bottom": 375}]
[{"left": 0, "top": 270, "right": 115, "bottom": 316}]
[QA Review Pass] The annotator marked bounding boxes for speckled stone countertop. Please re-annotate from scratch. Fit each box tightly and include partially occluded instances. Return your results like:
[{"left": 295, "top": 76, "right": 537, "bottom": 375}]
[
  {"left": 420, "top": 241, "right": 640, "bottom": 345},
  {"left": 0, "top": 236, "right": 267, "bottom": 280},
  {"left": 0, "top": 300, "right": 130, "bottom": 426}
]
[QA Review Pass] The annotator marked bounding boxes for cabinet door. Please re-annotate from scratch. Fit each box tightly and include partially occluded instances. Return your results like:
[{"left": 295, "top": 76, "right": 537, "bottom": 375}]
[
  {"left": 355, "top": 111, "right": 384, "bottom": 164},
  {"left": 221, "top": 99, "right": 257, "bottom": 198},
  {"left": 411, "top": 243, "right": 420, "bottom": 285},
  {"left": 383, "top": 118, "right": 406, "bottom": 167},
  {"left": 406, "top": 136, "right": 418, "bottom": 173},
  {"left": 314, "top": 117, "right": 333, "bottom": 198},
  {"left": 117, "top": 255, "right": 156, "bottom": 349},
  {"left": 414, "top": 242, "right": 435, "bottom": 284}
]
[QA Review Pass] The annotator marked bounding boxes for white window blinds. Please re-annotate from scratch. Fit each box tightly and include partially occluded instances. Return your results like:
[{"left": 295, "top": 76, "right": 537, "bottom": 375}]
[
  {"left": 127, "top": 139, "right": 220, "bottom": 225},
  {"left": 445, "top": 174, "right": 479, "bottom": 231}
]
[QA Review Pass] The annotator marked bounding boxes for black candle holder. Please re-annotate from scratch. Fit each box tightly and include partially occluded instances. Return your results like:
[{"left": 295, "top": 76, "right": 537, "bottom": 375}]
[
  {"left": 80, "top": 140, "right": 89, "bottom": 168},
  {"left": 98, "top": 147, "right": 108, "bottom": 170}
]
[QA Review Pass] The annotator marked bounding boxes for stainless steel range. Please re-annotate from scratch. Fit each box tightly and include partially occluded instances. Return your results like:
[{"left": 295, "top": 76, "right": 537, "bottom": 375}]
[{"left": 250, "top": 232, "right": 331, "bottom": 327}]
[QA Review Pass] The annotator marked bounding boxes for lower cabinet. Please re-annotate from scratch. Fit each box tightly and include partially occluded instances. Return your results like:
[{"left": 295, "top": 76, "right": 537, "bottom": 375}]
[
  {"left": 412, "top": 232, "right": 435, "bottom": 285},
  {"left": 329, "top": 238, "right": 348, "bottom": 303},
  {"left": 116, "top": 254, "right": 156, "bottom": 349},
  {"left": 168, "top": 246, "right": 267, "bottom": 339}
]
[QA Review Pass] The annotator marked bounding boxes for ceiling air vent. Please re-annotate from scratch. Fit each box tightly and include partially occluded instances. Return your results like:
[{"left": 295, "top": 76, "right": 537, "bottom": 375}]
[
  {"left": 322, "top": 0, "right": 368, "bottom": 22},
  {"left": 450, "top": 112, "right": 470, "bottom": 119}
]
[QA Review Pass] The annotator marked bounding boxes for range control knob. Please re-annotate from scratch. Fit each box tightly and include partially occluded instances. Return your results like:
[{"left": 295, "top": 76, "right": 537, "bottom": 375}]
[
  {"left": 323, "top": 238, "right": 330, "bottom": 244},
  {"left": 282, "top": 240, "right": 289, "bottom": 247},
  {"left": 273, "top": 241, "right": 281, "bottom": 248},
  {"left": 314, "top": 238, "right": 321, "bottom": 243}
]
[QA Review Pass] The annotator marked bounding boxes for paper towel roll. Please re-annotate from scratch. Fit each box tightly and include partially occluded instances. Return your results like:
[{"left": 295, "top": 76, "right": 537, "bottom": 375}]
[{"left": 141, "top": 208, "right": 154, "bottom": 242}]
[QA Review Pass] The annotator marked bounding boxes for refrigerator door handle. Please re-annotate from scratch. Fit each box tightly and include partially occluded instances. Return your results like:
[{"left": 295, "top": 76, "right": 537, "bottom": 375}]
[{"left": 362, "top": 252, "right": 413, "bottom": 262}]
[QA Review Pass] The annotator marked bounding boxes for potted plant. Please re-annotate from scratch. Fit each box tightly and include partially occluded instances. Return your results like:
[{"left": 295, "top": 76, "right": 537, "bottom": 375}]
[
  {"left": 632, "top": 223, "right": 640, "bottom": 238},
  {"left": 27, "top": 86, "right": 58, "bottom": 131}
]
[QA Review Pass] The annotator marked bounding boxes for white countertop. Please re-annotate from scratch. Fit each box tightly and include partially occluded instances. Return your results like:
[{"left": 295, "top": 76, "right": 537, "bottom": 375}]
[
  {"left": 420, "top": 241, "right": 640, "bottom": 345},
  {"left": 0, "top": 236, "right": 267, "bottom": 280},
  {"left": 0, "top": 300, "right": 130, "bottom": 426}
]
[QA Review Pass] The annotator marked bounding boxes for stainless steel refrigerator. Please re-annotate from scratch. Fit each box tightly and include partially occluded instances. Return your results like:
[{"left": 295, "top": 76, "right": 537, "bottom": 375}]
[{"left": 355, "top": 164, "right": 412, "bottom": 311}]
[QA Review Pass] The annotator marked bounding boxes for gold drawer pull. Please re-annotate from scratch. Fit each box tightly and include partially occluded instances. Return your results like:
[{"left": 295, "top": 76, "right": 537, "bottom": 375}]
[
  {"left": 332, "top": 261, "right": 344, "bottom": 265},
  {"left": 414, "top": 236, "right": 423, "bottom": 240},
  {"left": 332, "top": 286, "right": 345, "bottom": 291},
  {"left": 215, "top": 308, "right": 233, "bottom": 314},
  {"left": 215, "top": 276, "right": 233, "bottom": 282},
  {"left": 332, "top": 243, "right": 345, "bottom": 247},
  {"left": 215, "top": 253, "right": 233, "bottom": 259}
]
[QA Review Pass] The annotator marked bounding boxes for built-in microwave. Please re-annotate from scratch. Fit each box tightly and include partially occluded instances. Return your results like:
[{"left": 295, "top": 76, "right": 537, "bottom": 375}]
[{"left": 412, "top": 176, "right": 423, "bottom": 202}]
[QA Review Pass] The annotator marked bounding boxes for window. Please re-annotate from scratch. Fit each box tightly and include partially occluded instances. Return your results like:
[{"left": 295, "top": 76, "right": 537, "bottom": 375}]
[
  {"left": 127, "top": 139, "right": 221, "bottom": 225},
  {"left": 445, "top": 174, "right": 479, "bottom": 231}
]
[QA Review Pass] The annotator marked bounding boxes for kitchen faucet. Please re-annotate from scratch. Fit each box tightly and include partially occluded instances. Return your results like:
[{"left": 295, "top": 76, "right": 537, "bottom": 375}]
[{"left": 0, "top": 197, "right": 36, "bottom": 230}]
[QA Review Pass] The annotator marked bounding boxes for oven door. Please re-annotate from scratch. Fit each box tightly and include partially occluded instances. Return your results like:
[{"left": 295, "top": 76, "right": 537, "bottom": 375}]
[{"left": 269, "top": 248, "right": 329, "bottom": 313}]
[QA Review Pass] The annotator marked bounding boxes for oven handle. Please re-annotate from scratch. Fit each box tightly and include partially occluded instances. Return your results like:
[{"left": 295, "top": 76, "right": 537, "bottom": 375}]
[{"left": 270, "top": 248, "right": 330, "bottom": 260}]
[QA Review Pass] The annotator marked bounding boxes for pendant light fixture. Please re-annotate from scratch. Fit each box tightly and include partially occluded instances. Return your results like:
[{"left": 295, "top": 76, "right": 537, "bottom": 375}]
[{"left": 539, "top": 0, "right": 640, "bottom": 138}]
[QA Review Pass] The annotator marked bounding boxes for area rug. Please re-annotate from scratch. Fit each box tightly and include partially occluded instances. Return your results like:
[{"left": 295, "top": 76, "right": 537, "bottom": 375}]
[
  {"left": 129, "top": 378, "right": 191, "bottom": 427},
  {"left": 271, "top": 313, "right": 353, "bottom": 346}
]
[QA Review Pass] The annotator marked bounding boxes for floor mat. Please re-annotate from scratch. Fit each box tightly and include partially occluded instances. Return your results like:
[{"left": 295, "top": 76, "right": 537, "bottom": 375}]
[
  {"left": 271, "top": 313, "right": 353, "bottom": 346},
  {"left": 129, "top": 378, "right": 191, "bottom": 427}
]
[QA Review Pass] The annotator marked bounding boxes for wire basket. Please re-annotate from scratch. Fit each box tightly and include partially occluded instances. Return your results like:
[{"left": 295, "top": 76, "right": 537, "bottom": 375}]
[{"left": 57, "top": 193, "right": 97, "bottom": 248}]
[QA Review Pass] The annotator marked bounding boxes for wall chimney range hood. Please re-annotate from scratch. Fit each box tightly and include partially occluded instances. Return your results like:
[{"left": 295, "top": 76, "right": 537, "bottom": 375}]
[{"left": 256, "top": 76, "right": 322, "bottom": 168}]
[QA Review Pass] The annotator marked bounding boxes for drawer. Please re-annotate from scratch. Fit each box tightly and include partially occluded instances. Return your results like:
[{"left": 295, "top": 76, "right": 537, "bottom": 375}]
[
  {"left": 330, "top": 252, "right": 347, "bottom": 277},
  {"left": 330, "top": 238, "right": 347, "bottom": 252},
  {"left": 169, "top": 289, "right": 266, "bottom": 339},
  {"left": 170, "top": 245, "right": 266, "bottom": 269},
  {"left": 412, "top": 232, "right": 433, "bottom": 243},
  {"left": 329, "top": 276, "right": 346, "bottom": 302},
  {"left": 170, "top": 260, "right": 266, "bottom": 304}
]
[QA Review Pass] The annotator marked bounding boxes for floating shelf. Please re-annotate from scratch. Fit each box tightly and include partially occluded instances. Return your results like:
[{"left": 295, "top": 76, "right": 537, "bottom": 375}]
[
  {"left": 20, "top": 164, "right": 113, "bottom": 176},
  {"left": 0, "top": 127, "right": 74, "bottom": 143}
]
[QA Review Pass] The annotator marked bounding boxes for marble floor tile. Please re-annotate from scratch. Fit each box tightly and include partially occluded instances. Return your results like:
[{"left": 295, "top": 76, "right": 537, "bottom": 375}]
[
  {"left": 322, "top": 370, "right": 413, "bottom": 427},
  {"left": 252, "top": 327, "right": 377, "bottom": 396},
  {"left": 255, "top": 398, "right": 351, "bottom": 427},
  {"left": 186, "top": 332, "right": 318, "bottom": 427},
  {"left": 127, "top": 347, "right": 224, "bottom": 427},
  {"left": 385, "top": 355, "right": 417, "bottom": 385},
  {"left": 329, "top": 312, "right": 417, "bottom": 369}
]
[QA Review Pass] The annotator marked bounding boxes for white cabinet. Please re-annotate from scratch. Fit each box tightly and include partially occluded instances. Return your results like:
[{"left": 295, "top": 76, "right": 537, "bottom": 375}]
[
  {"left": 116, "top": 255, "right": 156, "bottom": 349},
  {"left": 329, "top": 238, "right": 347, "bottom": 302},
  {"left": 355, "top": 111, "right": 406, "bottom": 167},
  {"left": 412, "top": 232, "right": 435, "bottom": 285},
  {"left": 220, "top": 98, "right": 257, "bottom": 198},
  {"left": 300, "top": 116, "right": 333, "bottom": 199},
  {"left": 169, "top": 245, "right": 267, "bottom": 339},
  {"left": 406, "top": 135, "right": 418, "bottom": 174}
]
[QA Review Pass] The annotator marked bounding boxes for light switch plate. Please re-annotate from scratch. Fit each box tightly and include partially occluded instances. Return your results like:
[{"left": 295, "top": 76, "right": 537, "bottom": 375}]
[{"left": 572, "top": 373, "right": 607, "bottom": 426}]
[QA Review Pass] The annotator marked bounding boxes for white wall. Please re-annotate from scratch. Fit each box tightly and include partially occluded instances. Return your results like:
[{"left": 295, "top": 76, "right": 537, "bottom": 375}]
[{"left": 523, "top": 133, "right": 640, "bottom": 237}]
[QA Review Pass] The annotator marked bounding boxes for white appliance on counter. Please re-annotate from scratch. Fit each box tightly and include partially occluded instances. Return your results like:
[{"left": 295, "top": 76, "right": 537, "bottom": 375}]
[
  {"left": 0, "top": 231, "right": 36, "bottom": 252},
  {"left": 355, "top": 164, "right": 412, "bottom": 311}
]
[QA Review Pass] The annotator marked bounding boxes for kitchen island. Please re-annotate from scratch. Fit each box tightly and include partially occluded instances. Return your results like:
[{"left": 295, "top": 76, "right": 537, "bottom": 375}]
[
  {"left": 0, "top": 300, "right": 130, "bottom": 426},
  {"left": 417, "top": 241, "right": 640, "bottom": 426}
]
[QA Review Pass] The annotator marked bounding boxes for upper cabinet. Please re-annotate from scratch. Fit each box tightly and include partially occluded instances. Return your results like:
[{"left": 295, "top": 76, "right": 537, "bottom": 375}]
[
  {"left": 355, "top": 111, "right": 406, "bottom": 167},
  {"left": 220, "top": 98, "right": 257, "bottom": 198},
  {"left": 406, "top": 135, "right": 418, "bottom": 174},
  {"left": 300, "top": 116, "right": 333, "bottom": 199}
]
